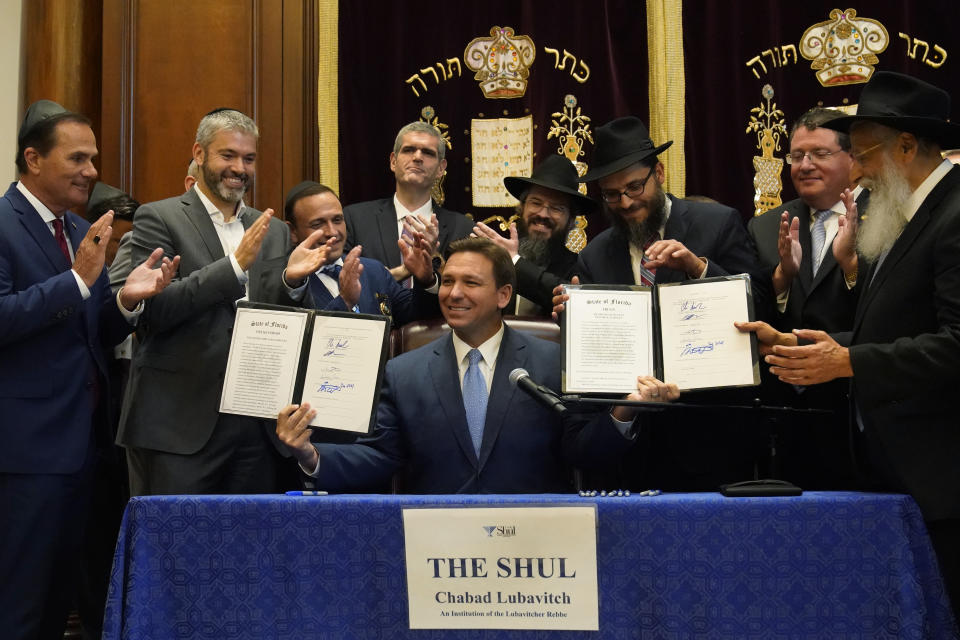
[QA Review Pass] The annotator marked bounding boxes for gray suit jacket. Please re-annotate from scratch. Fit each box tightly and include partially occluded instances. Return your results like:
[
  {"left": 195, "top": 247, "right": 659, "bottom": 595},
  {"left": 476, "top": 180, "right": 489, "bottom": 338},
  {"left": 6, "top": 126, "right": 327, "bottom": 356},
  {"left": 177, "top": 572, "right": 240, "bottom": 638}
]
[{"left": 117, "top": 189, "right": 294, "bottom": 454}]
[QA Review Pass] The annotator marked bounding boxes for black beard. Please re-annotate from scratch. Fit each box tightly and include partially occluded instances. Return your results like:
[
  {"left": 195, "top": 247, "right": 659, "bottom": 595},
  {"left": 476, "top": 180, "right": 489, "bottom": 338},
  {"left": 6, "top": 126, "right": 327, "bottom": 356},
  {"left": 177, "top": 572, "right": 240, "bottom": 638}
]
[
  {"left": 517, "top": 217, "right": 569, "bottom": 266},
  {"left": 609, "top": 187, "right": 667, "bottom": 246}
]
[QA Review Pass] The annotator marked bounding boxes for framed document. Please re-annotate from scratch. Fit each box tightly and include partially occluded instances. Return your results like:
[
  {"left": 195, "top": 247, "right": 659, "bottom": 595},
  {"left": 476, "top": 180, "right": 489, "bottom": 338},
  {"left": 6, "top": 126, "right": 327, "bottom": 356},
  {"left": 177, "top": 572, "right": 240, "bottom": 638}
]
[
  {"left": 219, "top": 302, "right": 390, "bottom": 434},
  {"left": 561, "top": 275, "right": 759, "bottom": 393}
]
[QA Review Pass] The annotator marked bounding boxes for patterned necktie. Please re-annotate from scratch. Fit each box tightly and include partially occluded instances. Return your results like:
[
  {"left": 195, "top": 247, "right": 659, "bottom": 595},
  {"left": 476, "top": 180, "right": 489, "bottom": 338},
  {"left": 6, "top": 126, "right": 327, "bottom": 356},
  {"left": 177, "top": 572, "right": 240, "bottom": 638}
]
[
  {"left": 463, "top": 348, "right": 487, "bottom": 456},
  {"left": 639, "top": 236, "right": 657, "bottom": 287},
  {"left": 811, "top": 210, "right": 829, "bottom": 277},
  {"left": 52, "top": 218, "right": 71, "bottom": 264},
  {"left": 321, "top": 263, "right": 342, "bottom": 279}
]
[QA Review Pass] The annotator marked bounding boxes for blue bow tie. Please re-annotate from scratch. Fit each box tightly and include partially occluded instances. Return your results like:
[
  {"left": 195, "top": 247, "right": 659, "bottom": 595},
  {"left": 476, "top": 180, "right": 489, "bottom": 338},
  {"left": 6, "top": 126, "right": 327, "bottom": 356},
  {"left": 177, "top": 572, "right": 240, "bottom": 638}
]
[{"left": 321, "top": 264, "right": 342, "bottom": 278}]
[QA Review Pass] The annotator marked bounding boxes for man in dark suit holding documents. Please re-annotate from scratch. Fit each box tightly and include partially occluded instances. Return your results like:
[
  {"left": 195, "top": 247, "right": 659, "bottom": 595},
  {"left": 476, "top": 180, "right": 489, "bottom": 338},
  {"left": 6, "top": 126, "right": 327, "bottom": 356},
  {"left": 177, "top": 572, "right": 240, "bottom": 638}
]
[{"left": 277, "top": 238, "right": 640, "bottom": 493}]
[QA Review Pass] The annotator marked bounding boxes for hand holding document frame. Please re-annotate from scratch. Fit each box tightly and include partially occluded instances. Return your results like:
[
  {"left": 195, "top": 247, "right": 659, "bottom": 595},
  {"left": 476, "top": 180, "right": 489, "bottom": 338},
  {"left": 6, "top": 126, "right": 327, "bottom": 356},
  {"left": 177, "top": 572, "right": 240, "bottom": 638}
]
[
  {"left": 562, "top": 275, "right": 759, "bottom": 393},
  {"left": 219, "top": 302, "right": 390, "bottom": 434}
]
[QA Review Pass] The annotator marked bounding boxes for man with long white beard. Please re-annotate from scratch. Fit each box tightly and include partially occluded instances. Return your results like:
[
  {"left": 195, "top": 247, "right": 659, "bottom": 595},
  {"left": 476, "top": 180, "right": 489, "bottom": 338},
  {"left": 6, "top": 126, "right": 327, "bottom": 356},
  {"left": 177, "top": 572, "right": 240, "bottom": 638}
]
[{"left": 737, "top": 71, "right": 960, "bottom": 621}]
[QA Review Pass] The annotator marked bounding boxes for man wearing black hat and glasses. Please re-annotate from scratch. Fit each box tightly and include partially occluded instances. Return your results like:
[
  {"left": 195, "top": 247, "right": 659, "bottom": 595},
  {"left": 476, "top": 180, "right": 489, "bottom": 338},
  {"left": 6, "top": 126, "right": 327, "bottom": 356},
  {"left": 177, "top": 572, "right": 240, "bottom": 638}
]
[
  {"left": 550, "top": 117, "right": 768, "bottom": 493},
  {"left": 0, "top": 100, "right": 178, "bottom": 640},
  {"left": 472, "top": 154, "right": 596, "bottom": 315},
  {"left": 738, "top": 71, "right": 960, "bottom": 620},
  {"left": 571, "top": 116, "right": 763, "bottom": 291}
]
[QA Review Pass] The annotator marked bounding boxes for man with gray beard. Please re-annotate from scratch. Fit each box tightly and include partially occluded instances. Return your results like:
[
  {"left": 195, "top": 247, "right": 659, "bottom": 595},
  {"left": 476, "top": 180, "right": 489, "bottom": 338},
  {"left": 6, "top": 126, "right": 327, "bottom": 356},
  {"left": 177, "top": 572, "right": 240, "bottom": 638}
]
[
  {"left": 472, "top": 155, "right": 596, "bottom": 315},
  {"left": 738, "top": 72, "right": 960, "bottom": 620},
  {"left": 118, "top": 108, "right": 328, "bottom": 495}
]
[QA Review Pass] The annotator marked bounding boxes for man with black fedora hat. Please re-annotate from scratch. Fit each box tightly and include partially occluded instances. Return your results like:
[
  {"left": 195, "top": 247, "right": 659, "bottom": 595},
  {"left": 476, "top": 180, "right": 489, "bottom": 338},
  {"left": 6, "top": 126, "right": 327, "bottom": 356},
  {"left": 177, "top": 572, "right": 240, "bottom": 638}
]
[
  {"left": 472, "top": 154, "right": 596, "bottom": 315},
  {"left": 0, "top": 100, "right": 178, "bottom": 639},
  {"left": 550, "top": 116, "right": 768, "bottom": 494},
  {"left": 738, "top": 71, "right": 960, "bottom": 619},
  {"left": 572, "top": 116, "right": 764, "bottom": 293}
]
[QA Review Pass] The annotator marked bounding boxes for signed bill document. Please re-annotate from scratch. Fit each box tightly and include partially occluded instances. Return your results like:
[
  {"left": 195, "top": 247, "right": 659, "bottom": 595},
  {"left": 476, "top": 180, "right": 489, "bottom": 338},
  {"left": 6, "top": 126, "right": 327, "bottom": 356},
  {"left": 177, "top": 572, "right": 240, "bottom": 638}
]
[
  {"left": 561, "top": 276, "right": 759, "bottom": 393},
  {"left": 219, "top": 302, "right": 389, "bottom": 434}
]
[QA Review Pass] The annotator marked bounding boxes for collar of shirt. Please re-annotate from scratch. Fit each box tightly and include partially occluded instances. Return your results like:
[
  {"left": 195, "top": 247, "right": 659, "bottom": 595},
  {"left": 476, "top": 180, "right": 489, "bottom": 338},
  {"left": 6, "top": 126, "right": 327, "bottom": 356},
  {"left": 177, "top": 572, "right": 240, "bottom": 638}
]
[
  {"left": 194, "top": 183, "right": 246, "bottom": 224},
  {"left": 451, "top": 323, "right": 504, "bottom": 393},
  {"left": 808, "top": 184, "right": 865, "bottom": 225},
  {"left": 17, "top": 180, "right": 60, "bottom": 227},
  {"left": 393, "top": 193, "right": 433, "bottom": 224},
  {"left": 904, "top": 158, "right": 953, "bottom": 223}
]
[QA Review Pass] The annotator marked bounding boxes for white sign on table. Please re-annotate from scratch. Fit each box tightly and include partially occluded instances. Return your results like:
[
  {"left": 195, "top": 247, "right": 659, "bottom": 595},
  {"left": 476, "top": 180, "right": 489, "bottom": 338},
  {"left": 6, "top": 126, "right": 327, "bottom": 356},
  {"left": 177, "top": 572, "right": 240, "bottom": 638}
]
[{"left": 402, "top": 506, "right": 598, "bottom": 630}]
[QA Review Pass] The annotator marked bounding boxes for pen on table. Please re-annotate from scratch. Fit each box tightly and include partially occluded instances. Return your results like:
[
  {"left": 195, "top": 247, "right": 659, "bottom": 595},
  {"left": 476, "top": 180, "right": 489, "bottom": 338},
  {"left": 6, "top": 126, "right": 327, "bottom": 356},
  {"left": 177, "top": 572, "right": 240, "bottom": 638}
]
[{"left": 285, "top": 490, "right": 328, "bottom": 496}]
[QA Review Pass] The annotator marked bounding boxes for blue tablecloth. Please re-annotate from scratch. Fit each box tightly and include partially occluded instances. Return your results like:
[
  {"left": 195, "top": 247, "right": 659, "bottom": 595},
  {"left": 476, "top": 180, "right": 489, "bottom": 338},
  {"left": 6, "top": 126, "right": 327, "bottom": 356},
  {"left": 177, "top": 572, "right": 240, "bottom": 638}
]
[{"left": 103, "top": 492, "right": 958, "bottom": 639}]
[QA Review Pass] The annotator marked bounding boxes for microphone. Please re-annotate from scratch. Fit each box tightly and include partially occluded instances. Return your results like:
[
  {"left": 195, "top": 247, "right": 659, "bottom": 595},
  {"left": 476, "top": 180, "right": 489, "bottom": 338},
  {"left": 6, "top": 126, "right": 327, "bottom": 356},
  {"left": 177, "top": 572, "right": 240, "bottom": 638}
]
[{"left": 509, "top": 368, "right": 567, "bottom": 414}]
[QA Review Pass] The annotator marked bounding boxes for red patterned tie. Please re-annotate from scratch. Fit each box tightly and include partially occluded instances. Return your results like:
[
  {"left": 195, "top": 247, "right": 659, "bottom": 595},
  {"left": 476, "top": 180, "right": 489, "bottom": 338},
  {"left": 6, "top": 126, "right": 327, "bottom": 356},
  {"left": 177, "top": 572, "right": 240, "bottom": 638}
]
[
  {"left": 639, "top": 236, "right": 657, "bottom": 287},
  {"left": 52, "top": 218, "right": 71, "bottom": 264}
]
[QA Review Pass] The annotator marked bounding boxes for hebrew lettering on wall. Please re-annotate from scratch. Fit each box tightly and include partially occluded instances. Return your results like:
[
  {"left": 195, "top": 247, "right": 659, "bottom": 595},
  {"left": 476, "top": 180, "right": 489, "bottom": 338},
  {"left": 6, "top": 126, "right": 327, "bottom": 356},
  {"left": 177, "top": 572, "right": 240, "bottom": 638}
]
[{"left": 470, "top": 116, "right": 534, "bottom": 207}]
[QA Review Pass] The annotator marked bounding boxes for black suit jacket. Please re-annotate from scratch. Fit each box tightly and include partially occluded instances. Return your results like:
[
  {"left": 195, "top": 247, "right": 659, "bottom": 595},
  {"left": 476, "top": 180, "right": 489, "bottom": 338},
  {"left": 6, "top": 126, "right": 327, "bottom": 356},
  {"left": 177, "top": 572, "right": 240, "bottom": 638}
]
[
  {"left": 343, "top": 197, "right": 474, "bottom": 268},
  {"left": 843, "top": 165, "right": 960, "bottom": 521},
  {"left": 575, "top": 195, "right": 763, "bottom": 284},
  {"left": 748, "top": 195, "right": 869, "bottom": 489},
  {"left": 514, "top": 245, "right": 578, "bottom": 315},
  {"left": 575, "top": 195, "right": 771, "bottom": 318},
  {"left": 748, "top": 194, "right": 866, "bottom": 334}
]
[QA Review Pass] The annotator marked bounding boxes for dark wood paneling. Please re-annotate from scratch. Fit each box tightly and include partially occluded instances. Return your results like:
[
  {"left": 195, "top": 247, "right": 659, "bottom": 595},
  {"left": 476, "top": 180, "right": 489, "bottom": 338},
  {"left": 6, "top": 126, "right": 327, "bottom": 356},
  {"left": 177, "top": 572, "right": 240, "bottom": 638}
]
[
  {"left": 22, "top": 0, "right": 103, "bottom": 171},
  {"left": 100, "top": 0, "right": 318, "bottom": 214}
]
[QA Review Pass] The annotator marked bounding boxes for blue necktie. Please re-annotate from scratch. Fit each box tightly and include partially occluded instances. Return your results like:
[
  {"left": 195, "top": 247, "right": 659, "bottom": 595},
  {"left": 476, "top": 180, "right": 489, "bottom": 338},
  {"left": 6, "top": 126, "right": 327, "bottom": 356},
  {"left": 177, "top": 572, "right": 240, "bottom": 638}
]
[
  {"left": 321, "top": 263, "right": 342, "bottom": 279},
  {"left": 463, "top": 349, "right": 487, "bottom": 456},
  {"left": 811, "top": 210, "right": 829, "bottom": 276}
]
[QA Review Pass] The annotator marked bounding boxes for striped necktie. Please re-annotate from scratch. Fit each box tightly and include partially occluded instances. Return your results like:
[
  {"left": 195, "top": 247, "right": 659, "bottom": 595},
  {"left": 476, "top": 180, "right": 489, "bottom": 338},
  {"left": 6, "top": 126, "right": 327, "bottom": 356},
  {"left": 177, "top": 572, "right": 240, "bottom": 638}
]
[
  {"left": 811, "top": 210, "right": 829, "bottom": 276},
  {"left": 639, "top": 236, "right": 657, "bottom": 287}
]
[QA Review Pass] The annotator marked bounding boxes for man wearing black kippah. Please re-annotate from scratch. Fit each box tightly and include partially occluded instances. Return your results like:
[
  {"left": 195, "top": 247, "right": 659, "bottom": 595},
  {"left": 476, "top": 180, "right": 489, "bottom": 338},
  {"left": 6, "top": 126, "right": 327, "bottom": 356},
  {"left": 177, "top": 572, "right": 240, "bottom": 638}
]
[
  {"left": 117, "top": 109, "right": 326, "bottom": 497},
  {"left": 0, "top": 100, "right": 177, "bottom": 640}
]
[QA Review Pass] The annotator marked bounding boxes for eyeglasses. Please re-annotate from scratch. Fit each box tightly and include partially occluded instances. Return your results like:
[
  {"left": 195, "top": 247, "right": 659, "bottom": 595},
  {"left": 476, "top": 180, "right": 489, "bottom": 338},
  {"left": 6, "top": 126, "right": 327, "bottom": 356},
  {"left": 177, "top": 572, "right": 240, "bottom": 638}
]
[
  {"left": 851, "top": 140, "right": 890, "bottom": 162},
  {"left": 599, "top": 170, "right": 655, "bottom": 204},
  {"left": 524, "top": 197, "right": 570, "bottom": 217},
  {"left": 785, "top": 149, "right": 845, "bottom": 165}
]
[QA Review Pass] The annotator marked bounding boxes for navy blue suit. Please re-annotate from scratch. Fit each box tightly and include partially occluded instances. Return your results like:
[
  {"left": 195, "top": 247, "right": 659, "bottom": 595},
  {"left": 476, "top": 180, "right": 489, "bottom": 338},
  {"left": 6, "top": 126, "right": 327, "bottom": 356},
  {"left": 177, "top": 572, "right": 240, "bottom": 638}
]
[
  {"left": 307, "top": 256, "right": 434, "bottom": 325},
  {"left": 0, "top": 182, "right": 130, "bottom": 638},
  {"left": 313, "top": 326, "right": 632, "bottom": 493}
]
